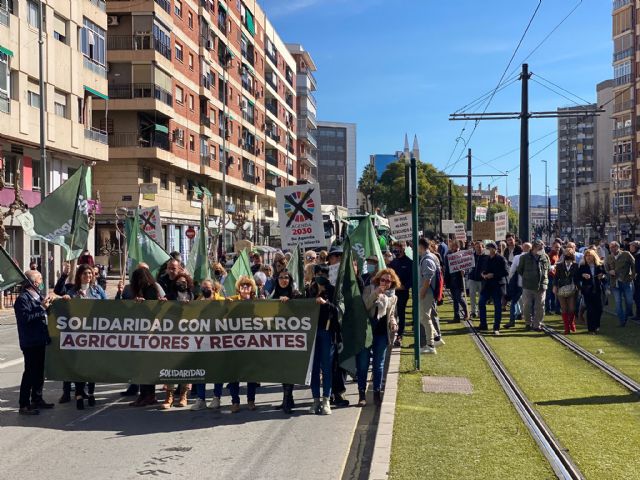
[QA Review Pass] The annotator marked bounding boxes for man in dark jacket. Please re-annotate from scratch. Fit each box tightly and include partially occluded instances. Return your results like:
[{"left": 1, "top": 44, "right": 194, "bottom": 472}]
[
  {"left": 468, "top": 241, "right": 487, "bottom": 318},
  {"left": 14, "top": 270, "right": 55, "bottom": 415},
  {"left": 390, "top": 241, "right": 412, "bottom": 344},
  {"left": 504, "top": 233, "right": 523, "bottom": 267},
  {"left": 444, "top": 239, "right": 469, "bottom": 322},
  {"left": 478, "top": 243, "right": 509, "bottom": 334}
]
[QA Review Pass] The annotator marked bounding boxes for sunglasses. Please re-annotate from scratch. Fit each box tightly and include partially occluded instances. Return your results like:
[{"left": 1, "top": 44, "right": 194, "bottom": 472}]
[
  {"left": 379, "top": 278, "right": 391, "bottom": 284},
  {"left": 238, "top": 284, "right": 252, "bottom": 290}
]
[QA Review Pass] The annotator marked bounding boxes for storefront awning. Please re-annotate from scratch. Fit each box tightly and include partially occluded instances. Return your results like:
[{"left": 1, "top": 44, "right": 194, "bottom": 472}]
[
  {"left": 84, "top": 85, "right": 108, "bottom": 100},
  {"left": 200, "top": 185, "right": 212, "bottom": 197},
  {"left": 246, "top": 11, "right": 255, "bottom": 36},
  {"left": 155, "top": 124, "right": 169, "bottom": 134},
  {"left": 0, "top": 45, "right": 14, "bottom": 57}
]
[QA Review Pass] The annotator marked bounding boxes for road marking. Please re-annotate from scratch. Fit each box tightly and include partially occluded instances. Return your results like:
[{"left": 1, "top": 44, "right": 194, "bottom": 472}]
[
  {"left": 0, "top": 357, "right": 23, "bottom": 370},
  {"left": 65, "top": 396, "right": 126, "bottom": 427}
]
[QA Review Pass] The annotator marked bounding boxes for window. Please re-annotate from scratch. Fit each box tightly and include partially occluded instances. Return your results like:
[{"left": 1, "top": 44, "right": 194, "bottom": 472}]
[
  {"left": 27, "top": 0, "right": 39, "bottom": 28},
  {"left": 0, "top": 52, "right": 10, "bottom": 113},
  {"left": 174, "top": 0, "right": 182, "bottom": 17},
  {"left": 189, "top": 134, "right": 195, "bottom": 151},
  {"left": 174, "top": 128, "right": 185, "bottom": 147},
  {"left": 81, "top": 18, "right": 106, "bottom": 67},
  {"left": 142, "top": 167, "right": 152, "bottom": 183},
  {"left": 188, "top": 94, "right": 194, "bottom": 110},
  {"left": 175, "top": 176, "right": 183, "bottom": 193},
  {"left": 188, "top": 53, "right": 194, "bottom": 70},
  {"left": 53, "top": 14, "right": 67, "bottom": 44},
  {"left": 188, "top": 11, "right": 193, "bottom": 28},
  {"left": 160, "top": 173, "right": 168, "bottom": 190},
  {"left": 3, "top": 154, "right": 15, "bottom": 186},
  {"left": 54, "top": 89, "right": 67, "bottom": 118},
  {"left": 27, "top": 78, "right": 40, "bottom": 108},
  {"left": 152, "top": 22, "right": 171, "bottom": 59},
  {"left": 176, "top": 85, "right": 184, "bottom": 104},
  {"left": 32, "top": 160, "right": 40, "bottom": 190},
  {"left": 175, "top": 43, "right": 183, "bottom": 62}
]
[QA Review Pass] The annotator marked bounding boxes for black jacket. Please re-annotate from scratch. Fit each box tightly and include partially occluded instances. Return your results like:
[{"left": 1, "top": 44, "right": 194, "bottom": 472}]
[
  {"left": 390, "top": 255, "right": 413, "bottom": 290},
  {"left": 481, "top": 254, "right": 509, "bottom": 293},
  {"left": 575, "top": 264, "right": 606, "bottom": 297},
  {"left": 14, "top": 289, "right": 50, "bottom": 350},
  {"left": 554, "top": 262, "right": 578, "bottom": 289},
  {"left": 469, "top": 252, "right": 488, "bottom": 281}
]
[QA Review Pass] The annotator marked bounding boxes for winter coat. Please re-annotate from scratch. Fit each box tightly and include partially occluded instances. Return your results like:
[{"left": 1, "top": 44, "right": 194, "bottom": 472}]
[
  {"left": 14, "top": 289, "right": 50, "bottom": 350},
  {"left": 516, "top": 252, "right": 550, "bottom": 291},
  {"left": 362, "top": 284, "right": 398, "bottom": 345}
]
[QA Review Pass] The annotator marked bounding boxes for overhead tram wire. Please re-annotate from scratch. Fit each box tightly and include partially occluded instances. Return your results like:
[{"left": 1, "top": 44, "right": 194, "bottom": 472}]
[
  {"left": 444, "top": 0, "right": 543, "bottom": 174},
  {"left": 532, "top": 73, "right": 593, "bottom": 106},
  {"left": 531, "top": 78, "right": 585, "bottom": 108}
]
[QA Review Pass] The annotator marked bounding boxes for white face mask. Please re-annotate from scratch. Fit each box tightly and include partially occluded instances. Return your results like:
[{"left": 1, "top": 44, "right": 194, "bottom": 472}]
[{"left": 80, "top": 283, "right": 90, "bottom": 290}]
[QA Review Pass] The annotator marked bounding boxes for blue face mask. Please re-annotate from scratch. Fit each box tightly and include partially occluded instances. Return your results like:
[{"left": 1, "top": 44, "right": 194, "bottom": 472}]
[{"left": 38, "top": 283, "right": 45, "bottom": 292}]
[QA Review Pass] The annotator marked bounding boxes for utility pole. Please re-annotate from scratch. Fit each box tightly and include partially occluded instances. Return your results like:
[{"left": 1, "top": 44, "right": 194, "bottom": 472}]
[
  {"left": 220, "top": 52, "right": 231, "bottom": 258},
  {"left": 448, "top": 179, "right": 453, "bottom": 220},
  {"left": 38, "top": 0, "right": 48, "bottom": 292},
  {"left": 542, "top": 159, "right": 548, "bottom": 243},
  {"left": 519, "top": 63, "right": 531, "bottom": 242},
  {"left": 467, "top": 148, "right": 472, "bottom": 236}
]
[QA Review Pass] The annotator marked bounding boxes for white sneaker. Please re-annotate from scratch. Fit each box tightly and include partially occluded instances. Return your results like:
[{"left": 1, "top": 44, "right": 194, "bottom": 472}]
[
  {"left": 191, "top": 398, "right": 206, "bottom": 411},
  {"left": 422, "top": 346, "right": 437, "bottom": 354},
  {"left": 434, "top": 339, "right": 446, "bottom": 347},
  {"left": 494, "top": 330, "right": 501, "bottom": 336},
  {"left": 207, "top": 397, "right": 221, "bottom": 409},
  {"left": 320, "top": 397, "right": 332, "bottom": 415}
]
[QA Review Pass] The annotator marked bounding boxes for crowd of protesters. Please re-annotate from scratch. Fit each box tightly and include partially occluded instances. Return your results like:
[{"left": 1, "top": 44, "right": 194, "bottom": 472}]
[{"left": 14, "top": 233, "right": 636, "bottom": 416}]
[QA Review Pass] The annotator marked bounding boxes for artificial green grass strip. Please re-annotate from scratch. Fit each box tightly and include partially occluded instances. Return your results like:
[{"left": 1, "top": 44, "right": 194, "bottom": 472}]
[
  {"left": 485, "top": 311, "right": 640, "bottom": 480},
  {"left": 389, "top": 303, "right": 553, "bottom": 480}
]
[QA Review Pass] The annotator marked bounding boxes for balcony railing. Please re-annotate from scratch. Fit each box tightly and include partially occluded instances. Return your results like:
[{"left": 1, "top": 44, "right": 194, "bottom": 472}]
[
  {"left": 107, "top": 34, "right": 172, "bottom": 60},
  {"left": 613, "top": 0, "right": 631, "bottom": 10},
  {"left": 615, "top": 73, "right": 632, "bottom": 86},
  {"left": 266, "top": 101, "right": 277, "bottom": 116},
  {"left": 266, "top": 49, "right": 277, "bottom": 65},
  {"left": 88, "top": 0, "right": 106, "bottom": 12},
  {"left": 155, "top": 0, "right": 171, "bottom": 13},
  {"left": 241, "top": 141, "right": 256, "bottom": 155},
  {"left": 84, "top": 127, "right": 108, "bottom": 144},
  {"left": 108, "top": 132, "right": 170, "bottom": 150},
  {"left": 0, "top": 6, "right": 9, "bottom": 27},
  {"left": 613, "top": 152, "right": 633, "bottom": 163},
  {"left": 83, "top": 57, "right": 107, "bottom": 77},
  {"left": 201, "top": 116, "right": 211, "bottom": 128},
  {"left": 613, "top": 47, "right": 634, "bottom": 62},
  {"left": 243, "top": 172, "right": 256, "bottom": 184},
  {"left": 613, "top": 126, "right": 633, "bottom": 138},
  {"left": 200, "top": 154, "right": 210, "bottom": 166},
  {"left": 108, "top": 83, "right": 173, "bottom": 106},
  {"left": 614, "top": 99, "right": 634, "bottom": 113},
  {"left": 0, "top": 93, "right": 9, "bottom": 113},
  {"left": 265, "top": 130, "right": 280, "bottom": 143},
  {"left": 266, "top": 154, "right": 278, "bottom": 167},
  {"left": 265, "top": 75, "right": 277, "bottom": 91}
]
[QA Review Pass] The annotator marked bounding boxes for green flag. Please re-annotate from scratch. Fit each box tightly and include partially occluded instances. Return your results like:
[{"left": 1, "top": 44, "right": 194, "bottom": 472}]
[
  {"left": 286, "top": 247, "right": 305, "bottom": 293},
  {"left": 334, "top": 236, "right": 372, "bottom": 374},
  {"left": 348, "top": 215, "right": 385, "bottom": 277},
  {"left": 18, "top": 165, "right": 92, "bottom": 260},
  {"left": 186, "top": 206, "right": 210, "bottom": 284},
  {"left": 223, "top": 249, "right": 252, "bottom": 296},
  {"left": 0, "top": 245, "right": 27, "bottom": 291},
  {"left": 126, "top": 208, "right": 171, "bottom": 277}
]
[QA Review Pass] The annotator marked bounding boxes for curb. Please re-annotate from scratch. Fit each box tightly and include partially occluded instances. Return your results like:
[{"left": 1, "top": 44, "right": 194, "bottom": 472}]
[{"left": 368, "top": 345, "right": 401, "bottom": 480}]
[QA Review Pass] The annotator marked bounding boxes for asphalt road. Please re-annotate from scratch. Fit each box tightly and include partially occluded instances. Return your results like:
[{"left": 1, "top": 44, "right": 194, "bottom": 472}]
[{"left": 0, "top": 309, "right": 364, "bottom": 480}]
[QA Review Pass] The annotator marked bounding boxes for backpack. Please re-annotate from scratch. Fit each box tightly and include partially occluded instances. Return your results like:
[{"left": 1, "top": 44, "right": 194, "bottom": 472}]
[{"left": 433, "top": 266, "right": 444, "bottom": 305}]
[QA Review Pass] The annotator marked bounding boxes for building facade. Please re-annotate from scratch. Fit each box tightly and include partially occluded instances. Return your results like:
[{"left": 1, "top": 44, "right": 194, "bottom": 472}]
[
  {"left": 557, "top": 103, "right": 596, "bottom": 230},
  {"left": 316, "top": 121, "right": 356, "bottom": 212},
  {"left": 93, "top": 0, "right": 298, "bottom": 258},
  {"left": 0, "top": 0, "right": 108, "bottom": 273},
  {"left": 370, "top": 154, "right": 399, "bottom": 179},
  {"left": 286, "top": 43, "right": 317, "bottom": 183},
  {"left": 531, "top": 205, "right": 558, "bottom": 228},
  {"left": 611, "top": 1, "right": 636, "bottom": 232}
]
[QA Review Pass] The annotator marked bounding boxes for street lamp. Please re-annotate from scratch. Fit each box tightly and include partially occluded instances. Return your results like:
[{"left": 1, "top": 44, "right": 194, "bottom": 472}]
[{"left": 541, "top": 159, "right": 548, "bottom": 243}]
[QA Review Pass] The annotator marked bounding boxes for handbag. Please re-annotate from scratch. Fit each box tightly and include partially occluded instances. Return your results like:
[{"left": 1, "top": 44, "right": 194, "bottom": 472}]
[{"left": 557, "top": 283, "right": 576, "bottom": 298}]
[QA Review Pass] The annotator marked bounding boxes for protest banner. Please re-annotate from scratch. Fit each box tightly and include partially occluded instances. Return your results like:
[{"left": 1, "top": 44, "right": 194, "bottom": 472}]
[
  {"left": 138, "top": 206, "right": 163, "bottom": 247},
  {"left": 475, "top": 206, "right": 487, "bottom": 221},
  {"left": 454, "top": 223, "right": 467, "bottom": 241},
  {"left": 276, "top": 184, "right": 325, "bottom": 249},
  {"left": 442, "top": 220, "right": 456, "bottom": 234},
  {"left": 494, "top": 211, "right": 508, "bottom": 240},
  {"left": 46, "top": 298, "right": 320, "bottom": 385},
  {"left": 447, "top": 249, "right": 474, "bottom": 273},
  {"left": 388, "top": 212, "right": 412, "bottom": 242},
  {"left": 473, "top": 221, "right": 495, "bottom": 241}
]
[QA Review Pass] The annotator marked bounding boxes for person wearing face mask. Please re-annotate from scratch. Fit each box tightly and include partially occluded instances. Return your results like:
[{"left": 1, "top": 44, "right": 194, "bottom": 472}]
[
  {"left": 517, "top": 240, "right": 550, "bottom": 332},
  {"left": 505, "top": 242, "right": 531, "bottom": 328},
  {"left": 362, "top": 255, "right": 379, "bottom": 287},
  {"left": 161, "top": 272, "right": 194, "bottom": 409},
  {"left": 575, "top": 249, "right": 607, "bottom": 334},
  {"left": 59, "top": 264, "right": 108, "bottom": 409},
  {"left": 478, "top": 243, "right": 509, "bottom": 335},
  {"left": 390, "top": 242, "right": 412, "bottom": 346},
  {"left": 553, "top": 250, "right": 579, "bottom": 334},
  {"left": 307, "top": 273, "right": 340, "bottom": 415},
  {"left": 468, "top": 241, "right": 488, "bottom": 319},
  {"left": 211, "top": 262, "right": 228, "bottom": 295},
  {"left": 605, "top": 241, "right": 636, "bottom": 326},
  {"left": 326, "top": 246, "right": 343, "bottom": 286},
  {"left": 356, "top": 269, "right": 399, "bottom": 407},
  {"left": 253, "top": 271, "right": 268, "bottom": 298},
  {"left": 14, "top": 270, "right": 55, "bottom": 415}
]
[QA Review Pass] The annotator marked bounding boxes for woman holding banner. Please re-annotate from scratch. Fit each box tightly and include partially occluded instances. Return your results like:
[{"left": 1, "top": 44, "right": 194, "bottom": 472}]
[
  {"left": 356, "top": 269, "right": 399, "bottom": 407},
  {"left": 270, "top": 270, "right": 301, "bottom": 414},
  {"left": 60, "top": 264, "right": 107, "bottom": 410}
]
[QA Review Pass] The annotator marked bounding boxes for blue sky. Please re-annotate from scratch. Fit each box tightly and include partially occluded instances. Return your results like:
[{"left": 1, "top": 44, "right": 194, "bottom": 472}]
[{"left": 260, "top": 0, "right": 611, "bottom": 198}]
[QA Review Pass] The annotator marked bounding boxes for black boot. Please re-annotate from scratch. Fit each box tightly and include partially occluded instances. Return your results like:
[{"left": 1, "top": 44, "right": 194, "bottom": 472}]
[
  {"left": 357, "top": 390, "right": 366, "bottom": 407},
  {"left": 332, "top": 392, "right": 349, "bottom": 408},
  {"left": 373, "top": 391, "right": 382, "bottom": 406},
  {"left": 282, "top": 384, "right": 294, "bottom": 414}
]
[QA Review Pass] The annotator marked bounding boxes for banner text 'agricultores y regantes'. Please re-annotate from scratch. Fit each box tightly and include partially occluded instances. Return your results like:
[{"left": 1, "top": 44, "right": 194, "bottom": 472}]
[{"left": 46, "top": 299, "right": 319, "bottom": 385}]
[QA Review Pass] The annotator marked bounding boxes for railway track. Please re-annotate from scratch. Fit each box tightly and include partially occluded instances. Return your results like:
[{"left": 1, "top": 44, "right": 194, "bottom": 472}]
[
  {"left": 464, "top": 320, "right": 585, "bottom": 480},
  {"left": 542, "top": 326, "right": 640, "bottom": 394}
]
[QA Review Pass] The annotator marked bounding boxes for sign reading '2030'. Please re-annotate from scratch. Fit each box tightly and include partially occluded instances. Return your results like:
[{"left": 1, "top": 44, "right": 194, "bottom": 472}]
[{"left": 276, "top": 184, "right": 326, "bottom": 249}]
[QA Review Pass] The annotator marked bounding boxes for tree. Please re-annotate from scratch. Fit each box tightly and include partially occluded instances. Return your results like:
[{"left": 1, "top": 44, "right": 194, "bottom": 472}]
[
  {"left": 473, "top": 202, "right": 519, "bottom": 235},
  {"left": 578, "top": 196, "right": 609, "bottom": 241},
  {"left": 357, "top": 163, "right": 380, "bottom": 213}
]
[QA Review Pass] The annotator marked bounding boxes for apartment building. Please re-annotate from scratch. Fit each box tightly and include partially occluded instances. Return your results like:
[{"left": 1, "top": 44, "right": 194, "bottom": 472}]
[
  {"left": 317, "top": 121, "right": 356, "bottom": 212},
  {"left": 93, "top": 0, "right": 298, "bottom": 256},
  {"left": 286, "top": 43, "right": 317, "bottom": 183},
  {"left": 0, "top": 0, "right": 108, "bottom": 272}
]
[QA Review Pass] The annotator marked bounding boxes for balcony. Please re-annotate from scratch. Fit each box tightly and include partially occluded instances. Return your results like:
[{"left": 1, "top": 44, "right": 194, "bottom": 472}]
[
  {"left": 200, "top": 154, "right": 210, "bottom": 167},
  {"left": 266, "top": 101, "right": 278, "bottom": 117},
  {"left": 613, "top": 126, "right": 633, "bottom": 138},
  {"left": 614, "top": 99, "right": 634, "bottom": 113},
  {"left": 615, "top": 74, "right": 632, "bottom": 86},
  {"left": 108, "top": 83, "right": 173, "bottom": 106},
  {"left": 0, "top": 93, "right": 9, "bottom": 113},
  {"left": 265, "top": 74, "right": 277, "bottom": 91},
  {"left": 84, "top": 127, "right": 108, "bottom": 144},
  {"left": 242, "top": 171, "right": 256, "bottom": 184},
  {"left": 155, "top": 0, "right": 171, "bottom": 13},
  {"left": 241, "top": 141, "right": 256, "bottom": 155},
  {"left": 107, "top": 34, "right": 171, "bottom": 61},
  {"left": 0, "top": 6, "right": 8, "bottom": 27},
  {"left": 266, "top": 153, "right": 278, "bottom": 167},
  {"left": 613, "top": 0, "right": 631, "bottom": 10},
  {"left": 613, "top": 47, "right": 633, "bottom": 62},
  {"left": 108, "top": 131, "right": 170, "bottom": 150},
  {"left": 614, "top": 152, "right": 633, "bottom": 163},
  {"left": 201, "top": 116, "right": 211, "bottom": 128},
  {"left": 265, "top": 130, "right": 280, "bottom": 143},
  {"left": 88, "top": 0, "right": 107, "bottom": 11},
  {"left": 266, "top": 49, "right": 277, "bottom": 66}
]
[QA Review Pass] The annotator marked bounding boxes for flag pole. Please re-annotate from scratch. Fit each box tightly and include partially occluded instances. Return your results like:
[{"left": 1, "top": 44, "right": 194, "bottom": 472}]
[{"left": 37, "top": 0, "right": 48, "bottom": 294}]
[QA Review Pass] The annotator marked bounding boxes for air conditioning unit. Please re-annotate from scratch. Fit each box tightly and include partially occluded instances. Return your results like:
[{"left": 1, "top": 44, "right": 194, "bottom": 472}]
[{"left": 107, "top": 16, "right": 119, "bottom": 26}]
